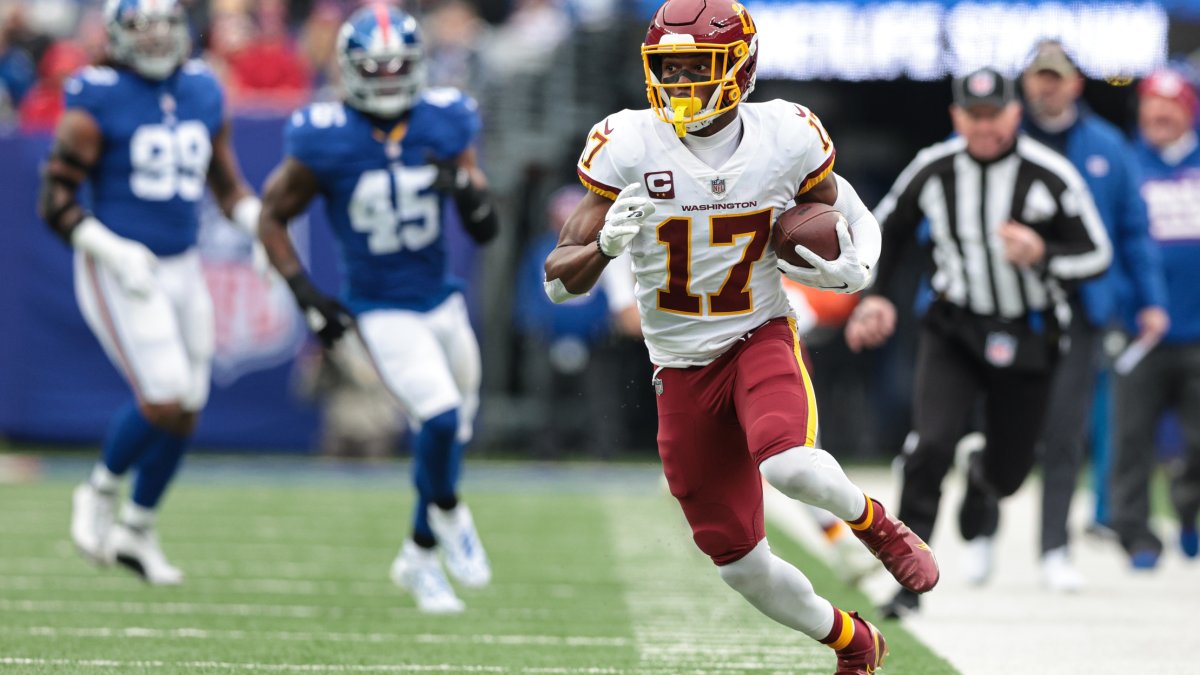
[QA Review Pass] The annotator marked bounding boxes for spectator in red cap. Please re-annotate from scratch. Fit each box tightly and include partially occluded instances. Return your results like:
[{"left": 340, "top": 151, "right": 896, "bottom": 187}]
[{"left": 1112, "top": 67, "right": 1200, "bottom": 569}]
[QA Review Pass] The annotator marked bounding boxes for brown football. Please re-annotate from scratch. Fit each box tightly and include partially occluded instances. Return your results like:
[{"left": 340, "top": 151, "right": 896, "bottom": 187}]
[{"left": 772, "top": 203, "right": 846, "bottom": 268}]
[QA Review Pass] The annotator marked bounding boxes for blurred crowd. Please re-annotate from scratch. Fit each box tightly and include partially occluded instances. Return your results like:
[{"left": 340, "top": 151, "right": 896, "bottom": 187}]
[{"left": 0, "top": 0, "right": 610, "bottom": 133}]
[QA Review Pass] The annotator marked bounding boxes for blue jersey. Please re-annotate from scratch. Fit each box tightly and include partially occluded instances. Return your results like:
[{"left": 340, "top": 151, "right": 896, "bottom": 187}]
[
  {"left": 64, "top": 61, "right": 224, "bottom": 256},
  {"left": 285, "top": 88, "right": 481, "bottom": 313},
  {"left": 1131, "top": 137, "right": 1200, "bottom": 344}
]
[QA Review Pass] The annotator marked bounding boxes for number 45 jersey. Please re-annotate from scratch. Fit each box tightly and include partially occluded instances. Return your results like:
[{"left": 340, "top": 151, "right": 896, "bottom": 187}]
[
  {"left": 285, "top": 88, "right": 481, "bottom": 314},
  {"left": 64, "top": 62, "right": 224, "bottom": 257},
  {"left": 576, "top": 100, "right": 836, "bottom": 367}
]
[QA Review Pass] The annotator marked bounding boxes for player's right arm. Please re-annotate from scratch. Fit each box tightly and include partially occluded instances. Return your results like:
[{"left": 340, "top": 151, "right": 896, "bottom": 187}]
[
  {"left": 543, "top": 191, "right": 616, "bottom": 298},
  {"left": 38, "top": 108, "right": 157, "bottom": 297},
  {"left": 545, "top": 115, "right": 654, "bottom": 302},
  {"left": 544, "top": 184, "right": 656, "bottom": 302},
  {"left": 259, "top": 157, "right": 351, "bottom": 348}
]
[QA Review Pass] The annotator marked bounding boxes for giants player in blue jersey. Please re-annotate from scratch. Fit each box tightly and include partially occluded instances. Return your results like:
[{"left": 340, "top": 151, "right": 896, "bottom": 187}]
[
  {"left": 259, "top": 4, "right": 499, "bottom": 613},
  {"left": 37, "top": 0, "right": 264, "bottom": 584}
]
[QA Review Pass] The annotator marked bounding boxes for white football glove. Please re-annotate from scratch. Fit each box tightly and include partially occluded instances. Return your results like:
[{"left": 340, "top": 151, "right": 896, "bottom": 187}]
[
  {"left": 598, "top": 183, "right": 655, "bottom": 258},
  {"left": 72, "top": 217, "right": 158, "bottom": 299},
  {"left": 232, "top": 196, "right": 276, "bottom": 282},
  {"left": 777, "top": 219, "right": 871, "bottom": 294}
]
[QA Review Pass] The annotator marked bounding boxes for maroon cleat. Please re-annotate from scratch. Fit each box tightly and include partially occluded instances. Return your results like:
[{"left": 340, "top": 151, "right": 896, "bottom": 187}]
[
  {"left": 834, "top": 612, "right": 888, "bottom": 674},
  {"left": 849, "top": 498, "right": 940, "bottom": 593}
]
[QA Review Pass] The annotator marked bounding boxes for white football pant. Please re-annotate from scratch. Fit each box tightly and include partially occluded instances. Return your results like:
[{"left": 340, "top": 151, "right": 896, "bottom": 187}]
[
  {"left": 357, "top": 292, "right": 480, "bottom": 440},
  {"left": 74, "top": 249, "right": 214, "bottom": 410}
]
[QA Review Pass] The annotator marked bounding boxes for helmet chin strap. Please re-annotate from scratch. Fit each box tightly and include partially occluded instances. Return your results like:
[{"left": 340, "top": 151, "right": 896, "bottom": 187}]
[{"left": 672, "top": 96, "right": 703, "bottom": 137}]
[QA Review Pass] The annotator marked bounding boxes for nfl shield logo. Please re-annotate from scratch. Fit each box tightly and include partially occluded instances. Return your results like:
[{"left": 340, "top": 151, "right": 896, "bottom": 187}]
[
  {"left": 985, "top": 331, "right": 1017, "bottom": 368},
  {"left": 711, "top": 177, "right": 726, "bottom": 196}
]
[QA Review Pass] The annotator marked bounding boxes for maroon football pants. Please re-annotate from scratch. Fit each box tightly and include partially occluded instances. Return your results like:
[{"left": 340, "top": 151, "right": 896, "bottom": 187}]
[{"left": 655, "top": 317, "right": 817, "bottom": 565}]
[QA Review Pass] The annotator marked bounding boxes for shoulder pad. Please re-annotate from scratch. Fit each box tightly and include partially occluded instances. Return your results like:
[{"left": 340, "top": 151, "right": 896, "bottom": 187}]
[
  {"left": 66, "top": 66, "right": 119, "bottom": 91},
  {"left": 290, "top": 102, "right": 350, "bottom": 131},
  {"left": 422, "top": 87, "right": 474, "bottom": 110},
  {"left": 182, "top": 59, "right": 213, "bottom": 76},
  {"left": 595, "top": 110, "right": 649, "bottom": 169}
]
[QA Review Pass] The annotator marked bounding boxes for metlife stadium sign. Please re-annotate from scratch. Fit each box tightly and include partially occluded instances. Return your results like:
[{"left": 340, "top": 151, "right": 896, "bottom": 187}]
[{"left": 705, "top": 1, "right": 1171, "bottom": 80}]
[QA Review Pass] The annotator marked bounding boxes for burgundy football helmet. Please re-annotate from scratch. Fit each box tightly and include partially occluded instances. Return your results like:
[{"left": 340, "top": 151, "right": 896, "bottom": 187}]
[{"left": 642, "top": 0, "right": 759, "bottom": 136}]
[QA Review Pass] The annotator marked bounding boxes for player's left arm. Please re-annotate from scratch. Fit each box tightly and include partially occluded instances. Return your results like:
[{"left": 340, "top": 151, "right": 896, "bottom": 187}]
[
  {"left": 781, "top": 172, "right": 880, "bottom": 293},
  {"left": 794, "top": 172, "right": 882, "bottom": 271},
  {"left": 207, "top": 120, "right": 262, "bottom": 239},
  {"left": 436, "top": 146, "right": 499, "bottom": 244}
]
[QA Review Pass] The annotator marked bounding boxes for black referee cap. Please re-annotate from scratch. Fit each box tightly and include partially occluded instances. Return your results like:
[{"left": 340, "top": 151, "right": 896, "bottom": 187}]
[{"left": 952, "top": 67, "right": 1015, "bottom": 109}]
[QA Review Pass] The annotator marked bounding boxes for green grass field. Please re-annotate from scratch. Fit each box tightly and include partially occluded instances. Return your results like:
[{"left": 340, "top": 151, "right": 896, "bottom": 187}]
[{"left": 0, "top": 456, "right": 957, "bottom": 673}]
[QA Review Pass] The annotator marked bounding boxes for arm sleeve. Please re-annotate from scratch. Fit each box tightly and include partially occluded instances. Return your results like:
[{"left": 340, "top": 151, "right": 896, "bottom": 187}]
[
  {"left": 1044, "top": 168, "right": 1112, "bottom": 281},
  {"left": 831, "top": 173, "right": 881, "bottom": 270},
  {"left": 1113, "top": 147, "right": 1168, "bottom": 309},
  {"left": 599, "top": 253, "right": 636, "bottom": 314},
  {"left": 867, "top": 153, "right": 931, "bottom": 295}
]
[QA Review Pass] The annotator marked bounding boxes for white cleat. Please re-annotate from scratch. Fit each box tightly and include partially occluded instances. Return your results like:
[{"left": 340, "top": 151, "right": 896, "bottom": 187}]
[
  {"left": 390, "top": 540, "right": 465, "bottom": 614},
  {"left": 427, "top": 504, "right": 492, "bottom": 588},
  {"left": 106, "top": 523, "right": 184, "bottom": 586},
  {"left": 962, "top": 536, "right": 994, "bottom": 587},
  {"left": 70, "top": 482, "right": 115, "bottom": 565},
  {"left": 1041, "top": 547, "right": 1086, "bottom": 593}
]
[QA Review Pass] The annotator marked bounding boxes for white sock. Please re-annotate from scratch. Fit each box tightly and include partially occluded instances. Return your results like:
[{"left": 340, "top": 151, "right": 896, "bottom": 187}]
[
  {"left": 718, "top": 539, "right": 835, "bottom": 640},
  {"left": 121, "top": 502, "right": 156, "bottom": 530},
  {"left": 760, "top": 447, "right": 867, "bottom": 521},
  {"left": 89, "top": 464, "right": 119, "bottom": 493}
]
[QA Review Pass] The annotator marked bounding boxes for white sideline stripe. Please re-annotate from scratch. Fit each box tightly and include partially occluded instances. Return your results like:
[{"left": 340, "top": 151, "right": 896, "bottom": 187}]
[
  {"left": 6, "top": 626, "right": 631, "bottom": 648},
  {"left": 0, "top": 658, "right": 619, "bottom": 673}
]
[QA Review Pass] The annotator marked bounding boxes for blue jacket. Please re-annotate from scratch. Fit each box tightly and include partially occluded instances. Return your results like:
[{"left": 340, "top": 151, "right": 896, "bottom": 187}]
[
  {"left": 1023, "top": 106, "right": 1167, "bottom": 327},
  {"left": 514, "top": 233, "right": 612, "bottom": 343},
  {"left": 1130, "top": 137, "right": 1200, "bottom": 344}
]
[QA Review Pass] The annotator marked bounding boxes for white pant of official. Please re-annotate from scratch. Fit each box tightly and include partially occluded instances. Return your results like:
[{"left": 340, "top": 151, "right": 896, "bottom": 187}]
[
  {"left": 74, "top": 249, "right": 214, "bottom": 411},
  {"left": 357, "top": 292, "right": 481, "bottom": 443}
]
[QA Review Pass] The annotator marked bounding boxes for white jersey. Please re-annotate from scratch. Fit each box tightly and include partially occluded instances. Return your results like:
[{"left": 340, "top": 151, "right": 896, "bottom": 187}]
[{"left": 576, "top": 100, "right": 837, "bottom": 367}]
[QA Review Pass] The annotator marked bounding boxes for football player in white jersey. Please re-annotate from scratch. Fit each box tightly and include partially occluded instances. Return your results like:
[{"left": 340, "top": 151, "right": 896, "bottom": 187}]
[{"left": 544, "top": 1, "right": 938, "bottom": 671}]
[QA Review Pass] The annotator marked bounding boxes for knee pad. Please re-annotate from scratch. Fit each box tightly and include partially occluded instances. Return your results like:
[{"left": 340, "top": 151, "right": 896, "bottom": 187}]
[
  {"left": 717, "top": 540, "right": 772, "bottom": 596},
  {"left": 760, "top": 447, "right": 830, "bottom": 503}
]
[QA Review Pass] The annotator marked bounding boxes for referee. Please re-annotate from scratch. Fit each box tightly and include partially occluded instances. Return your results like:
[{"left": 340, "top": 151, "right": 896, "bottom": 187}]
[{"left": 845, "top": 67, "right": 1111, "bottom": 616}]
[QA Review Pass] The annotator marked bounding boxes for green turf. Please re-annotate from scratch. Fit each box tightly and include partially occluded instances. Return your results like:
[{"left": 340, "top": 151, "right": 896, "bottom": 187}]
[{"left": 0, "top": 459, "right": 954, "bottom": 673}]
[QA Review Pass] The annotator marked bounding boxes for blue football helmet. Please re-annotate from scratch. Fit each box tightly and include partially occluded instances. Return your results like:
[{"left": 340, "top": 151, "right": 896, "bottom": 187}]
[
  {"left": 338, "top": 3, "right": 426, "bottom": 118},
  {"left": 104, "top": 0, "right": 190, "bottom": 80}
]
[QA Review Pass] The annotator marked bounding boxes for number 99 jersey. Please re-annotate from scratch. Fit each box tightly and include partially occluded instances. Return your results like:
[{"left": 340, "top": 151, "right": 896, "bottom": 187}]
[
  {"left": 576, "top": 100, "right": 836, "bottom": 367},
  {"left": 285, "top": 88, "right": 481, "bottom": 314},
  {"left": 64, "top": 62, "right": 223, "bottom": 256}
]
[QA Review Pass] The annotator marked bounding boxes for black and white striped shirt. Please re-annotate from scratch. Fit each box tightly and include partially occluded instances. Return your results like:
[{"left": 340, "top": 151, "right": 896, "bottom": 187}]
[{"left": 871, "top": 135, "right": 1111, "bottom": 319}]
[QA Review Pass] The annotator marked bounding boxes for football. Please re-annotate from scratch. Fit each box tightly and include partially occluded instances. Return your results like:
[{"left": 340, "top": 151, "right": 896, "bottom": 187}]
[{"left": 772, "top": 203, "right": 846, "bottom": 268}]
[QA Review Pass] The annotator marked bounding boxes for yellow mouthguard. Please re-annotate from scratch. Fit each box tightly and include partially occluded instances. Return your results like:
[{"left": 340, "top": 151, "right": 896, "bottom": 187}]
[{"left": 672, "top": 97, "right": 702, "bottom": 137}]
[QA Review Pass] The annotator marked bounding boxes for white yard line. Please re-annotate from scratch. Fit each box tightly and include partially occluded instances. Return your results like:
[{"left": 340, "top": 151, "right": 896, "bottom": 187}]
[
  {"left": 0, "top": 574, "right": 583, "bottom": 599},
  {"left": 0, "top": 658, "right": 621, "bottom": 673},
  {"left": 604, "top": 494, "right": 831, "bottom": 673},
  {"left": 0, "top": 598, "right": 558, "bottom": 621},
  {"left": 764, "top": 466, "right": 1200, "bottom": 675},
  {"left": 0, "top": 626, "right": 630, "bottom": 648}
]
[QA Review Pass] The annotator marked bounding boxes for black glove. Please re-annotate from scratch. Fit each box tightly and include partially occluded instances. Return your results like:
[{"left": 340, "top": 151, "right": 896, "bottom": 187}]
[
  {"left": 286, "top": 273, "right": 352, "bottom": 348},
  {"left": 428, "top": 154, "right": 498, "bottom": 244},
  {"left": 431, "top": 155, "right": 469, "bottom": 193}
]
